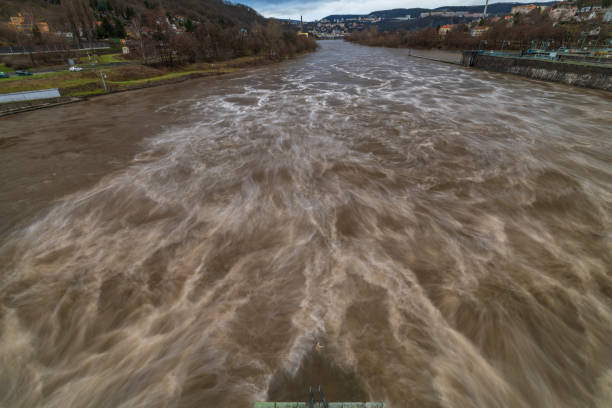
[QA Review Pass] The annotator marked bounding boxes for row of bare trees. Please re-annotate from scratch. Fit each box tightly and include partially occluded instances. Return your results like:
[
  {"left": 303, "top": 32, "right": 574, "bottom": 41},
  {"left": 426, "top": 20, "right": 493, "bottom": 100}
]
[
  {"left": 127, "top": 15, "right": 317, "bottom": 66},
  {"left": 1, "top": 0, "right": 317, "bottom": 69},
  {"left": 62, "top": 0, "right": 97, "bottom": 47},
  {"left": 58, "top": 0, "right": 317, "bottom": 64},
  {"left": 347, "top": 10, "right": 610, "bottom": 51}
]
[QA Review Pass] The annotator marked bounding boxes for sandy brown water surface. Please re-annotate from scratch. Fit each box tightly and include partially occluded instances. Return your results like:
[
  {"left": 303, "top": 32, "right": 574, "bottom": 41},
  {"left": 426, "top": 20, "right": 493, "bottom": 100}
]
[{"left": 1, "top": 41, "right": 612, "bottom": 408}]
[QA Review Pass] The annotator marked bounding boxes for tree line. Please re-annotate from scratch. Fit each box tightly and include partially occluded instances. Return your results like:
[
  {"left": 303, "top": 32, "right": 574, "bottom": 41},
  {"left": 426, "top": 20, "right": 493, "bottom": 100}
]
[
  {"left": 130, "top": 12, "right": 317, "bottom": 66},
  {"left": 347, "top": 10, "right": 610, "bottom": 51},
  {"left": 0, "top": 0, "right": 317, "bottom": 67}
]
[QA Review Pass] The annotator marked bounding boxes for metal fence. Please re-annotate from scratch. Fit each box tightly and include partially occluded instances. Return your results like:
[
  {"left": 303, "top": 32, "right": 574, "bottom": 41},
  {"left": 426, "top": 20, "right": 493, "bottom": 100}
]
[{"left": 481, "top": 50, "right": 612, "bottom": 66}]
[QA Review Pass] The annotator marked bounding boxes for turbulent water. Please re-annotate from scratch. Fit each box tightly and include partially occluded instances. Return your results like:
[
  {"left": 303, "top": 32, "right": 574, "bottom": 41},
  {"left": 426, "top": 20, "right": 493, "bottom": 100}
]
[{"left": 1, "top": 41, "right": 612, "bottom": 408}]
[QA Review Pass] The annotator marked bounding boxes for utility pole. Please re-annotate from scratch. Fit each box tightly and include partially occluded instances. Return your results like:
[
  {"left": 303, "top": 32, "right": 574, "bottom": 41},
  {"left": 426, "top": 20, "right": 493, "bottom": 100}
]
[
  {"left": 483, "top": 0, "right": 489, "bottom": 20},
  {"left": 98, "top": 70, "right": 108, "bottom": 92}
]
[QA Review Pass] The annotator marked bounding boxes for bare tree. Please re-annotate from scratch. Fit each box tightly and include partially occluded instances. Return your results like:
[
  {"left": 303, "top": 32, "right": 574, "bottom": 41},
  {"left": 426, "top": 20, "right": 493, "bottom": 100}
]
[
  {"left": 128, "top": 17, "right": 149, "bottom": 64},
  {"left": 61, "top": 0, "right": 96, "bottom": 47}
]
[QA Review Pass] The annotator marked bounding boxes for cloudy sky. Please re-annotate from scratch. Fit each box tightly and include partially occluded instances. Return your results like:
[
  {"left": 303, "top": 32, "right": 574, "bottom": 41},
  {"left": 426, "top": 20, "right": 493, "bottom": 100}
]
[{"left": 235, "top": 0, "right": 512, "bottom": 20}]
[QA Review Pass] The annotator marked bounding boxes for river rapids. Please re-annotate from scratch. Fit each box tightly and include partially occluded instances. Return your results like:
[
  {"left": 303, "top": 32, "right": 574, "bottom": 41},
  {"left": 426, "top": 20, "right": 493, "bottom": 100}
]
[{"left": 1, "top": 41, "right": 612, "bottom": 408}]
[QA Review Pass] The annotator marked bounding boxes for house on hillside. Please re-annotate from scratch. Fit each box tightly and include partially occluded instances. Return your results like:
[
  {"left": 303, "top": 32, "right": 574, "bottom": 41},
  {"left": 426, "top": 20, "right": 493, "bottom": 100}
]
[
  {"left": 511, "top": 4, "right": 537, "bottom": 14},
  {"left": 550, "top": 7, "right": 577, "bottom": 21},
  {"left": 9, "top": 13, "right": 50, "bottom": 33},
  {"left": 9, "top": 13, "right": 32, "bottom": 31},
  {"left": 471, "top": 26, "right": 491, "bottom": 37},
  {"left": 438, "top": 24, "right": 455, "bottom": 36},
  {"left": 36, "top": 22, "right": 49, "bottom": 33},
  {"left": 584, "top": 26, "right": 601, "bottom": 37},
  {"left": 9, "top": 13, "right": 26, "bottom": 27}
]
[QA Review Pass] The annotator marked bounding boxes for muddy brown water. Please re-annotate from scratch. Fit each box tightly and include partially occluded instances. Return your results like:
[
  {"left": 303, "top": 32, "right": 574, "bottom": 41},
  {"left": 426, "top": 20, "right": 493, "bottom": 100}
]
[{"left": 1, "top": 41, "right": 612, "bottom": 408}]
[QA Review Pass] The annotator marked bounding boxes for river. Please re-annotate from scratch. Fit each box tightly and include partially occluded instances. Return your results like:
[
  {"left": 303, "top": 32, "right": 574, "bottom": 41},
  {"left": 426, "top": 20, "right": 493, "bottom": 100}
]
[{"left": 1, "top": 41, "right": 611, "bottom": 408}]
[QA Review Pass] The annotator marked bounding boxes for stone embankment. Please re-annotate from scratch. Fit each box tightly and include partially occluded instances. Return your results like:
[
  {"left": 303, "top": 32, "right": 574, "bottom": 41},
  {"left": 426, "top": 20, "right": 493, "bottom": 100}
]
[{"left": 461, "top": 51, "right": 612, "bottom": 91}]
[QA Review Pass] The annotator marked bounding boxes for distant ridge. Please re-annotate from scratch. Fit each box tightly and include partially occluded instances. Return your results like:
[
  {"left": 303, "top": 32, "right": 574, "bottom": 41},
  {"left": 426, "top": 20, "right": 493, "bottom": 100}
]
[
  {"left": 324, "top": 14, "right": 369, "bottom": 21},
  {"left": 322, "top": 1, "right": 557, "bottom": 21}
]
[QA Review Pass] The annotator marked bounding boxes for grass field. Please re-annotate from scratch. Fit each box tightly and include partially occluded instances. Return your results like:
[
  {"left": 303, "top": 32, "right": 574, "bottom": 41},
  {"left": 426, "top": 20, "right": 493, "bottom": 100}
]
[
  {"left": 0, "top": 71, "right": 99, "bottom": 93},
  {"left": 0, "top": 64, "right": 15, "bottom": 72},
  {"left": 94, "top": 53, "right": 126, "bottom": 64},
  {"left": 70, "top": 53, "right": 126, "bottom": 66},
  {"left": 0, "top": 66, "right": 231, "bottom": 96},
  {"left": 0, "top": 54, "right": 274, "bottom": 98}
]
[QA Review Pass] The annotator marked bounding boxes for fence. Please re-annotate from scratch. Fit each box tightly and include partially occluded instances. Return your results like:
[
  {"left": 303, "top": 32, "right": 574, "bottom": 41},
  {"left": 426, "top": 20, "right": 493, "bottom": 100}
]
[{"left": 481, "top": 50, "right": 612, "bottom": 66}]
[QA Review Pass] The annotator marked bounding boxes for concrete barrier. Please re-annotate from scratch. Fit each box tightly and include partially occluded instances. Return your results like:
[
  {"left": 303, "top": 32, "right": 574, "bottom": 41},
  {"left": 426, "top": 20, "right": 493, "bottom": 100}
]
[
  {"left": 461, "top": 51, "right": 612, "bottom": 91},
  {"left": 0, "top": 88, "right": 62, "bottom": 104}
]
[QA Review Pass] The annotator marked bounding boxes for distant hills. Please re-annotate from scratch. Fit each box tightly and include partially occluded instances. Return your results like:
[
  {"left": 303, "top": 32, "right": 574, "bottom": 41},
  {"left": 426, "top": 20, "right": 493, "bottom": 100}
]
[
  {"left": 322, "top": 2, "right": 557, "bottom": 21},
  {"left": 368, "top": 9, "right": 430, "bottom": 20},
  {"left": 324, "top": 14, "right": 371, "bottom": 21}
]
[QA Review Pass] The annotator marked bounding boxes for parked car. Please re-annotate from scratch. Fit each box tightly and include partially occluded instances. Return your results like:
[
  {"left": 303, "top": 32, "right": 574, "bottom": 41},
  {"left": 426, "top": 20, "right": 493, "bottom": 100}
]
[
  {"left": 69, "top": 66, "right": 83, "bottom": 72},
  {"left": 15, "top": 70, "right": 33, "bottom": 76},
  {"left": 0, "top": 72, "right": 9, "bottom": 79}
]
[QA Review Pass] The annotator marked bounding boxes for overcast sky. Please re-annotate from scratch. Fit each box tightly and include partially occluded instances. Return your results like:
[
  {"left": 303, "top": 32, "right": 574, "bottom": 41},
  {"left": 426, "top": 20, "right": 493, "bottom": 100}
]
[{"left": 235, "top": 0, "right": 527, "bottom": 20}]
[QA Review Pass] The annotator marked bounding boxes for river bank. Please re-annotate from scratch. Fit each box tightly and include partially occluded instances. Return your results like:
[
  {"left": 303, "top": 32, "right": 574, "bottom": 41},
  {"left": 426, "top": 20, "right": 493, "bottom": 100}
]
[
  {"left": 0, "top": 54, "right": 306, "bottom": 117},
  {"left": 342, "top": 40, "right": 612, "bottom": 91},
  {"left": 461, "top": 51, "right": 612, "bottom": 91}
]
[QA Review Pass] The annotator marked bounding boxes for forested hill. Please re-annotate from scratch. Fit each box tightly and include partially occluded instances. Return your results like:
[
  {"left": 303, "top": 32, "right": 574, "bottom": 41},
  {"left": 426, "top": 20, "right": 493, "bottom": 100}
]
[
  {"left": 0, "top": 0, "right": 317, "bottom": 66},
  {"left": 324, "top": 2, "right": 558, "bottom": 20},
  {"left": 367, "top": 9, "right": 429, "bottom": 20},
  {"left": 0, "top": 0, "right": 265, "bottom": 28}
]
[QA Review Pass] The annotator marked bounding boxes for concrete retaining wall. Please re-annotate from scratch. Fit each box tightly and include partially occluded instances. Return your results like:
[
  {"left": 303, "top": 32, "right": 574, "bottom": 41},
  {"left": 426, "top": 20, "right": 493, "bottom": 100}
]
[{"left": 461, "top": 52, "right": 612, "bottom": 91}]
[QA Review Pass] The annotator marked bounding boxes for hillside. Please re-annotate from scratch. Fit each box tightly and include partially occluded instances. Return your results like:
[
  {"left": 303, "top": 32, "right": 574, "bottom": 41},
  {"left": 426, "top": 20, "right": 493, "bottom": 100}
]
[
  {"left": 368, "top": 9, "right": 429, "bottom": 20},
  {"left": 324, "top": 14, "right": 367, "bottom": 21},
  {"left": 0, "top": 0, "right": 265, "bottom": 29},
  {"left": 324, "top": 1, "right": 558, "bottom": 21},
  {"left": 1, "top": 0, "right": 316, "bottom": 67},
  {"left": 375, "top": 16, "right": 472, "bottom": 32},
  {"left": 128, "top": 0, "right": 265, "bottom": 27}
]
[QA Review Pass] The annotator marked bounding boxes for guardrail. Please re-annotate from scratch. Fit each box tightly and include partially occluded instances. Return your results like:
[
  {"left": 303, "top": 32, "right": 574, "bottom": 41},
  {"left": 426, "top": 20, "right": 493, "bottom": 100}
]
[{"left": 481, "top": 50, "right": 612, "bottom": 66}]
